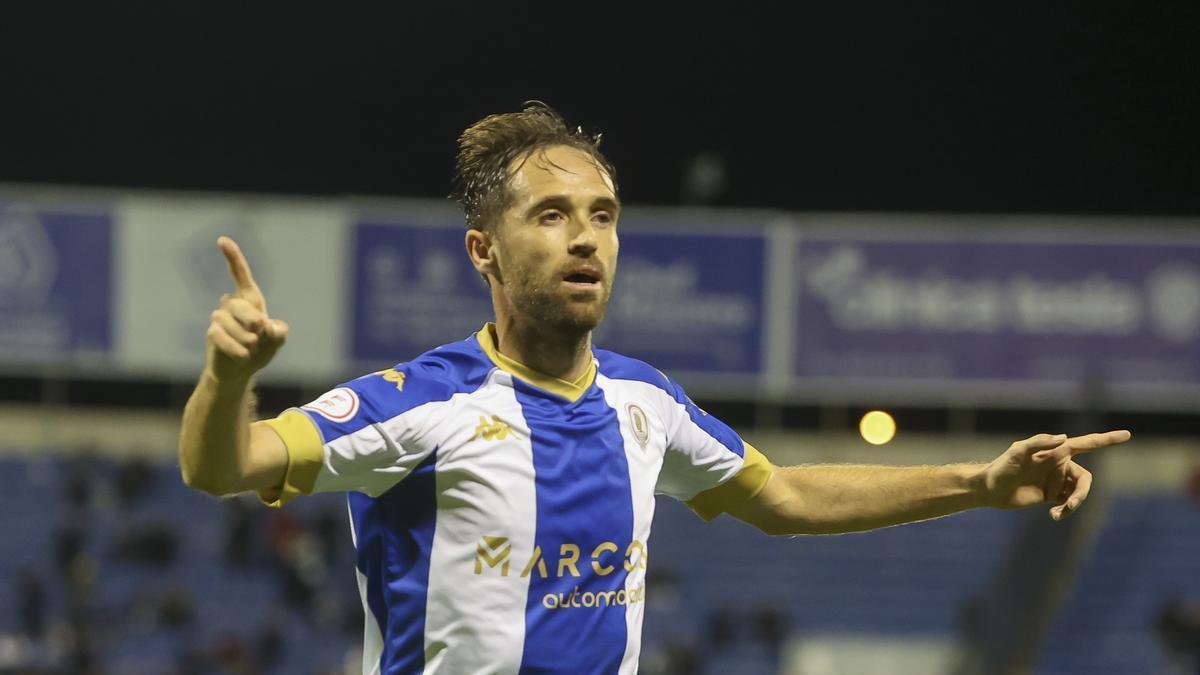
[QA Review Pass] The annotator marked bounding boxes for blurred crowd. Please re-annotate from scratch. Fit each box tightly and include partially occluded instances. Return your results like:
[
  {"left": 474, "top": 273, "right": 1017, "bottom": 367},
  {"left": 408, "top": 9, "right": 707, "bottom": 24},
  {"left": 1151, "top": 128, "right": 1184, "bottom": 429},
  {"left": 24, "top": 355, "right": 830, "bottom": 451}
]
[
  {"left": 3, "top": 451, "right": 1196, "bottom": 675},
  {"left": 1, "top": 453, "right": 360, "bottom": 675}
]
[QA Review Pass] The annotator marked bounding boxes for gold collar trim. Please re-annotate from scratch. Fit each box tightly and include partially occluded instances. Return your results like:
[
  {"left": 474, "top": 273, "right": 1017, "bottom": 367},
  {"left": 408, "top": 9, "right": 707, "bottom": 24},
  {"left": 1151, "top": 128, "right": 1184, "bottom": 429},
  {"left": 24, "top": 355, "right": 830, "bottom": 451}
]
[{"left": 475, "top": 324, "right": 595, "bottom": 402}]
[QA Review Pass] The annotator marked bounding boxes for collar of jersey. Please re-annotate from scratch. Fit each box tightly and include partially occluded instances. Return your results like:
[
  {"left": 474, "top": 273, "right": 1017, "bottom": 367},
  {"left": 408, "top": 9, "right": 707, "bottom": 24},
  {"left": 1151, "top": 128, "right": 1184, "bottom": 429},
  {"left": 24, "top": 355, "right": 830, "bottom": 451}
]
[{"left": 475, "top": 324, "right": 596, "bottom": 403}]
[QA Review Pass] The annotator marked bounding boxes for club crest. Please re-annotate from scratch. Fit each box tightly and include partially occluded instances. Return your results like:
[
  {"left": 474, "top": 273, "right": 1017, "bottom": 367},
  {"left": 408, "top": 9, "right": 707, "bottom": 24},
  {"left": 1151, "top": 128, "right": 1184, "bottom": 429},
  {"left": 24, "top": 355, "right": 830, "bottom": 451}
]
[{"left": 626, "top": 403, "right": 650, "bottom": 449}]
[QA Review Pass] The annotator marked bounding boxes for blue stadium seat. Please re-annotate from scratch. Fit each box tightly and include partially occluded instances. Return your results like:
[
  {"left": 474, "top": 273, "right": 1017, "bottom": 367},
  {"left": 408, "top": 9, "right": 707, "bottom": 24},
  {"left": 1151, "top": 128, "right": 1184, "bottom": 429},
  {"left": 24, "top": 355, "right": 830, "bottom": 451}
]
[
  {"left": 6, "top": 453, "right": 1128, "bottom": 674},
  {"left": 1035, "top": 495, "right": 1200, "bottom": 675},
  {"left": 648, "top": 496, "right": 1021, "bottom": 636}
]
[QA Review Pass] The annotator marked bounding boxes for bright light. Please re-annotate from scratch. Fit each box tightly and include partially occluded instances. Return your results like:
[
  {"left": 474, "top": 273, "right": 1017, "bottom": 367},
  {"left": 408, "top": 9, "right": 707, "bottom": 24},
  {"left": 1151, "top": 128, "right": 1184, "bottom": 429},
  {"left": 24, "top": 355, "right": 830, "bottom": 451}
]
[{"left": 859, "top": 410, "right": 896, "bottom": 445}]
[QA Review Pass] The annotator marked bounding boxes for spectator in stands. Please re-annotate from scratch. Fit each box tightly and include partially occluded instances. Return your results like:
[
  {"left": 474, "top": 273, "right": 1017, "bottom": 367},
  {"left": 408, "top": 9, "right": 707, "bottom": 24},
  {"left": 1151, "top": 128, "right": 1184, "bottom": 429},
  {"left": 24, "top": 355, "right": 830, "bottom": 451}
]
[
  {"left": 54, "top": 479, "right": 88, "bottom": 572},
  {"left": 266, "top": 509, "right": 326, "bottom": 615},
  {"left": 707, "top": 606, "right": 738, "bottom": 648},
  {"left": 115, "top": 521, "right": 180, "bottom": 567},
  {"left": 266, "top": 507, "right": 302, "bottom": 556},
  {"left": 65, "top": 620, "right": 98, "bottom": 675},
  {"left": 255, "top": 608, "right": 287, "bottom": 671},
  {"left": 209, "top": 631, "right": 256, "bottom": 675},
  {"left": 645, "top": 564, "right": 681, "bottom": 611},
  {"left": 114, "top": 456, "right": 157, "bottom": 509},
  {"left": 155, "top": 585, "right": 196, "bottom": 629},
  {"left": 54, "top": 470, "right": 97, "bottom": 647},
  {"left": 224, "top": 496, "right": 258, "bottom": 568},
  {"left": 640, "top": 639, "right": 699, "bottom": 675},
  {"left": 16, "top": 569, "right": 45, "bottom": 642},
  {"left": 313, "top": 505, "right": 342, "bottom": 569},
  {"left": 1157, "top": 600, "right": 1200, "bottom": 674},
  {"left": 662, "top": 641, "right": 699, "bottom": 675},
  {"left": 752, "top": 605, "right": 786, "bottom": 651},
  {"left": 53, "top": 515, "right": 85, "bottom": 572}
]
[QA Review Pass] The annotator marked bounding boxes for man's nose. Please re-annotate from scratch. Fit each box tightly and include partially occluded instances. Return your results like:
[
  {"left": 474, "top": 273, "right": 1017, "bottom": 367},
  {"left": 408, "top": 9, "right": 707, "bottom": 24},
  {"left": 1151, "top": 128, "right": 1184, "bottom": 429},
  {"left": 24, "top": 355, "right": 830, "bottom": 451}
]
[{"left": 567, "top": 218, "right": 599, "bottom": 257}]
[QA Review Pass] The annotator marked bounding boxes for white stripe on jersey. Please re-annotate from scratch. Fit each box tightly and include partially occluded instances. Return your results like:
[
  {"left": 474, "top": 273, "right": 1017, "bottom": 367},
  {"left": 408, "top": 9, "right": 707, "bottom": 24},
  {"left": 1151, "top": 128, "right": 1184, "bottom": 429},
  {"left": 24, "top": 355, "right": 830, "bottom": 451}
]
[
  {"left": 594, "top": 374, "right": 665, "bottom": 675},
  {"left": 424, "top": 369, "right": 537, "bottom": 674}
]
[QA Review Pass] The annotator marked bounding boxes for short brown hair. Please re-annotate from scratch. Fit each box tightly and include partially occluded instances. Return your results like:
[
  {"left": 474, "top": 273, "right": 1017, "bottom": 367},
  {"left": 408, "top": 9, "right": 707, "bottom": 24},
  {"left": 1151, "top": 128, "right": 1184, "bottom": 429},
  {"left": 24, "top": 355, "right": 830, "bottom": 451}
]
[{"left": 451, "top": 101, "right": 617, "bottom": 232}]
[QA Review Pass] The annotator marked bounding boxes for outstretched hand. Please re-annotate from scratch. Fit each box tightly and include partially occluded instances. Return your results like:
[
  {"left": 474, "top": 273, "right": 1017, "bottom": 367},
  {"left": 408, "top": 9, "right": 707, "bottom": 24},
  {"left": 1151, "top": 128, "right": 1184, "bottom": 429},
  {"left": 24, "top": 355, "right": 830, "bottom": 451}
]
[
  {"left": 983, "top": 430, "right": 1132, "bottom": 521},
  {"left": 204, "top": 237, "right": 289, "bottom": 382}
]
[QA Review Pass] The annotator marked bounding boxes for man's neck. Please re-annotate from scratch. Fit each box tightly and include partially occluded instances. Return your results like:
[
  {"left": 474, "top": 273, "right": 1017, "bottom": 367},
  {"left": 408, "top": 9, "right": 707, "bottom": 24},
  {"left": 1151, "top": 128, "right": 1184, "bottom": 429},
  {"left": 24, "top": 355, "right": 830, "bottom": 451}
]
[{"left": 491, "top": 316, "right": 592, "bottom": 383}]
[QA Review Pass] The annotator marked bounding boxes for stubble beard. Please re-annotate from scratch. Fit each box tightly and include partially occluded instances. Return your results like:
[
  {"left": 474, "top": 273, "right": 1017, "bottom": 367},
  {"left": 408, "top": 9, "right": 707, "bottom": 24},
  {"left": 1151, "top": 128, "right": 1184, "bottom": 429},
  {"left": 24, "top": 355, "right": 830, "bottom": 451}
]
[{"left": 505, "top": 265, "right": 611, "bottom": 338}]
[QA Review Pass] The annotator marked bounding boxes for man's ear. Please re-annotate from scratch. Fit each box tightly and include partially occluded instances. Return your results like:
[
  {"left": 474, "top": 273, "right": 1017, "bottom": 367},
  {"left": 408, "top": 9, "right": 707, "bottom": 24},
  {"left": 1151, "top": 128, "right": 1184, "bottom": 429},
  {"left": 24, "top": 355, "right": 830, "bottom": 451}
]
[{"left": 466, "top": 228, "right": 500, "bottom": 282}]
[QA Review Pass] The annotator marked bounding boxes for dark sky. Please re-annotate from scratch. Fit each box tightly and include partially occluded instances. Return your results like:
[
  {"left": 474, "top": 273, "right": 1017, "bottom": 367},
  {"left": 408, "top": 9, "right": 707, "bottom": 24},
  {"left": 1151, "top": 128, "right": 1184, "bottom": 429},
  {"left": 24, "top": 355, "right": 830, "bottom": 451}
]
[{"left": 2, "top": 3, "right": 1197, "bottom": 215}]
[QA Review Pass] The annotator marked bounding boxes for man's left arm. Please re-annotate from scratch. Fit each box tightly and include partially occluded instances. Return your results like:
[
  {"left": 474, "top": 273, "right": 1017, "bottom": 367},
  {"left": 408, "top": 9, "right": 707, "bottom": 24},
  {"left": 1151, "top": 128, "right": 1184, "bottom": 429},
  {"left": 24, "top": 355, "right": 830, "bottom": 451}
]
[{"left": 722, "top": 430, "right": 1131, "bottom": 536}]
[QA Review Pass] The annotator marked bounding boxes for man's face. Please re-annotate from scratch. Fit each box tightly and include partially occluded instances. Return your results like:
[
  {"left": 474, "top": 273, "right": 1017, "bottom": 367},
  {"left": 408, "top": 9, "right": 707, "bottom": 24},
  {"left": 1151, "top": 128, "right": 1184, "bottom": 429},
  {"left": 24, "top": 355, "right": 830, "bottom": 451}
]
[{"left": 490, "top": 145, "right": 620, "bottom": 334}]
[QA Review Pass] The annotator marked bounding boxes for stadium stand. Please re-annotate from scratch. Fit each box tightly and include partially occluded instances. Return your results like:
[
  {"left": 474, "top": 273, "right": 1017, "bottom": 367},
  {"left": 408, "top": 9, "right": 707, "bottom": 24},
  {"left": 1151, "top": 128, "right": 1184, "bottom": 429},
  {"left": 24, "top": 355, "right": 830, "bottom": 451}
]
[{"left": 2, "top": 454, "right": 1195, "bottom": 675}]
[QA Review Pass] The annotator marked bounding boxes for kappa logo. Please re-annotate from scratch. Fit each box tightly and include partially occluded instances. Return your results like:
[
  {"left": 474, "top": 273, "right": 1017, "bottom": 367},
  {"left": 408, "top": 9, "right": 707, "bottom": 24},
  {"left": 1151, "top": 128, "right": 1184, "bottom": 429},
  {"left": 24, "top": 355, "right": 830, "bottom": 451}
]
[
  {"left": 473, "top": 415, "right": 510, "bottom": 441},
  {"left": 373, "top": 368, "right": 406, "bottom": 391},
  {"left": 626, "top": 403, "right": 650, "bottom": 449},
  {"left": 302, "top": 387, "right": 359, "bottom": 422}
]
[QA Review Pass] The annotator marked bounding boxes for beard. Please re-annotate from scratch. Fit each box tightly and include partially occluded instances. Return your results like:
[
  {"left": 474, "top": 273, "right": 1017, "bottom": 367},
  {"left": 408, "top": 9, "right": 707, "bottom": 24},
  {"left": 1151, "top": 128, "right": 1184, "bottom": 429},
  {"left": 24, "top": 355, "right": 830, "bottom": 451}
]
[{"left": 499, "top": 259, "right": 612, "bottom": 336}]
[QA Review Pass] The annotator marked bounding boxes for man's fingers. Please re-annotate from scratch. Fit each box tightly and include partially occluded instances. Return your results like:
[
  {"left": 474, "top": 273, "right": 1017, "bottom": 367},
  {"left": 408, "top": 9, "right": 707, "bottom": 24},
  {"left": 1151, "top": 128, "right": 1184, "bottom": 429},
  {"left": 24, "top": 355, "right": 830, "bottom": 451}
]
[
  {"left": 264, "top": 319, "right": 289, "bottom": 344},
  {"left": 1033, "top": 441, "right": 1073, "bottom": 464},
  {"left": 222, "top": 296, "right": 267, "bottom": 333},
  {"left": 1066, "top": 430, "right": 1132, "bottom": 456},
  {"left": 1044, "top": 465, "right": 1068, "bottom": 509},
  {"left": 206, "top": 324, "right": 251, "bottom": 360},
  {"left": 1031, "top": 429, "right": 1132, "bottom": 463},
  {"left": 1052, "top": 464, "right": 1093, "bottom": 521},
  {"left": 218, "top": 236, "right": 263, "bottom": 300},
  {"left": 206, "top": 246, "right": 286, "bottom": 378},
  {"left": 211, "top": 309, "right": 259, "bottom": 346},
  {"left": 1020, "top": 433, "right": 1068, "bottom": 455}
]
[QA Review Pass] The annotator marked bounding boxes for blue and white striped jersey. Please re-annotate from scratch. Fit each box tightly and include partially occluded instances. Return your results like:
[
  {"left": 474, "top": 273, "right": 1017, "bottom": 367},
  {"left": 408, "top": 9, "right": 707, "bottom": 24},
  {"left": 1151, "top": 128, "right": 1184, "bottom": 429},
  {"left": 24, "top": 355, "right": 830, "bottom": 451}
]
[{"left": 261, "top": 324, "right": 771, "bottom": 675}]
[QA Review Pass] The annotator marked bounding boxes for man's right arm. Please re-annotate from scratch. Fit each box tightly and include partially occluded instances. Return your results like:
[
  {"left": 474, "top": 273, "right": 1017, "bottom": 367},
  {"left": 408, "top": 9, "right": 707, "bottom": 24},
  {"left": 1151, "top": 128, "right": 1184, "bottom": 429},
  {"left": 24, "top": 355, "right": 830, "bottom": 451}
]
[
  {"left": 179, "top": 372, "right": 288, "bottom": 496},
  {"left": 179, "top": 237, "right": 291, "bottom": 498}
]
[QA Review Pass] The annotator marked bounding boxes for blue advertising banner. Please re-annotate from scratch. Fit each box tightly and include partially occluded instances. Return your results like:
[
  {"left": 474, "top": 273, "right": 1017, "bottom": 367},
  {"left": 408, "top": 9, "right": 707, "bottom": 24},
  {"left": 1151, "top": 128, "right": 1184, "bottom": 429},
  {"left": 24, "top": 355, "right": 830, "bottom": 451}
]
[
  {"left": 0, "top": 203, "right": 112, "bottom": 362},
  {"left": 594, "top": 228, "right": 765, "bottom": 378},
  {"left": 792, "top": 230, "right": 1200, "bottom": 393},
  {"left": 351, "top": 218, "right": 493, "bottom": 364},
  {"left": 351, "top": 214, "right": 766, "bottom": 380}
]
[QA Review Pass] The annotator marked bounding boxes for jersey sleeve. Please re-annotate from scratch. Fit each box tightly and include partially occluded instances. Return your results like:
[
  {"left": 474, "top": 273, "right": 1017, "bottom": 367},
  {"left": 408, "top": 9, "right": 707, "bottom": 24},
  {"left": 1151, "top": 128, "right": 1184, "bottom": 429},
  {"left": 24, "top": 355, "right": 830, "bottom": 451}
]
[
  {"left": 255, "top": 365, "right": 453, "bottom": 507},
  {"left": 654, "top": 377, "right": 774, "bottom": 521}
]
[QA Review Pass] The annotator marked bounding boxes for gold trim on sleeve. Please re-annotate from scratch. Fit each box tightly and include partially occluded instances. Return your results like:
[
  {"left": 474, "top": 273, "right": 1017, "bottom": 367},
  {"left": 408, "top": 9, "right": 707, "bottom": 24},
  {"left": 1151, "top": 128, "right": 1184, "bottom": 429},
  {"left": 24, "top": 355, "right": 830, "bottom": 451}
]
[
  {"left": 256, "top": 410, "right": 324, "bottom": 508},
  {"left": 686, "top": 443, "right": 774, "bottom": 522}
]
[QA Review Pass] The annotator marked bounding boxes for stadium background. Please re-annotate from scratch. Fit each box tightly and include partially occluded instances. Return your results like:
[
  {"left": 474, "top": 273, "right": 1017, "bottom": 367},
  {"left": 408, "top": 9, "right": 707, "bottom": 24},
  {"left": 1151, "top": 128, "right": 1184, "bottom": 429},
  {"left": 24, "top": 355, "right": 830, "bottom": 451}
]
[{"left": 1, "top": 4, "right": 1198, "bottom": 674}]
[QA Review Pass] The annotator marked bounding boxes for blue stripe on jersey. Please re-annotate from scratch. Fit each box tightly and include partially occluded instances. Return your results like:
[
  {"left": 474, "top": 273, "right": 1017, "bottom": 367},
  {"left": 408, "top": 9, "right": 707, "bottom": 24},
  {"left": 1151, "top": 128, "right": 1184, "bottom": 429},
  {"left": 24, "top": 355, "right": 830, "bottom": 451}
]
[
  {"left": 301, "top": 336, "right": 496, "bottom": 443},
  {"left": 515, "top": 381, "right": 634, "bottom": 675},
  {"left": 594, "top": 348, "right": 744, "bottom": 458},
  {"left": 350, "top": 450, "right": 439, "bottom": 675},
  {"left": 338, "top": 336, "right": 496, "bottom": 674}
]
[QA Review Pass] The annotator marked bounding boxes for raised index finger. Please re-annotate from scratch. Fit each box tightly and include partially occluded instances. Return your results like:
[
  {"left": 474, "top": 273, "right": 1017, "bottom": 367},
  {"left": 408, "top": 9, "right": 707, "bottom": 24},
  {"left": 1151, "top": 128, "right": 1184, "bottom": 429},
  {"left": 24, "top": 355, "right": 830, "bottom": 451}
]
[
  {"left": 1067, "top": 429, "right": 1132, "bottom": 456},
  {"left": 218, "top": 236, "right": 260, "bottom": 296}
]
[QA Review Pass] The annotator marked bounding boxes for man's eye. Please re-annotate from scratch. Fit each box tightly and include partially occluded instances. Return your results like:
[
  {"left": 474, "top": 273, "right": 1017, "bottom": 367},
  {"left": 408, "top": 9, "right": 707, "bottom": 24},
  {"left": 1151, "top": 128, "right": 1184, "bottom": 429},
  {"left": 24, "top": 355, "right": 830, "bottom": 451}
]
[
  {"left": 540, "top": 210, "right": 565, "bottom": 224},
  {"left": 593, "top": 211, "right": 613, "bottom": 225}
]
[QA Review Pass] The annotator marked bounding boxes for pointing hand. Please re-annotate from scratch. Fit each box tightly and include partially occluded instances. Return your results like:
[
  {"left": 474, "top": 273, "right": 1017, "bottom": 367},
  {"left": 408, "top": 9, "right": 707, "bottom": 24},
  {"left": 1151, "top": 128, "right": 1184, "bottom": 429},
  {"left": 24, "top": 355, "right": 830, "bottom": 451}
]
[{"left": 204, "top": 237, "right": 289, "bottom": 382}]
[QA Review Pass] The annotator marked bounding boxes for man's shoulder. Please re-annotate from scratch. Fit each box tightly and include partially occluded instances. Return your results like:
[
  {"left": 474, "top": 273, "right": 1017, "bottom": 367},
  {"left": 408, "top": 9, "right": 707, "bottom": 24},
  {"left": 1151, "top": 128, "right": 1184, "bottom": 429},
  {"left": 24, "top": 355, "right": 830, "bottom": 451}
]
[
  {"left": 593, "top": 347, "right": 678, "bottom": 397},
  {"left": 336, "top": 335, "right": 494, "bottom": 414}
]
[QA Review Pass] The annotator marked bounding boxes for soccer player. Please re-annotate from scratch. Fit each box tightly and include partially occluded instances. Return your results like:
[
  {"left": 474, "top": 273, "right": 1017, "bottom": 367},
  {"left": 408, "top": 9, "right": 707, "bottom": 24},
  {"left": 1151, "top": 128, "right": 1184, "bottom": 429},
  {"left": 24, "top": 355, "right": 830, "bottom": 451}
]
[{"left": 178, "top": 103, "right": 1132, "bottom": 674}]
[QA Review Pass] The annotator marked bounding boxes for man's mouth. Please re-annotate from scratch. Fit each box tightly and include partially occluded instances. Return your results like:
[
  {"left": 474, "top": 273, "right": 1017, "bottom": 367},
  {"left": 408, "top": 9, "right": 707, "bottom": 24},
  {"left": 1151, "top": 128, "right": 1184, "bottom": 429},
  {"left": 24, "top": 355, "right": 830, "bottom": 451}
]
[{"left": 562, "top": 267, "right": 603, "bottom": 291}]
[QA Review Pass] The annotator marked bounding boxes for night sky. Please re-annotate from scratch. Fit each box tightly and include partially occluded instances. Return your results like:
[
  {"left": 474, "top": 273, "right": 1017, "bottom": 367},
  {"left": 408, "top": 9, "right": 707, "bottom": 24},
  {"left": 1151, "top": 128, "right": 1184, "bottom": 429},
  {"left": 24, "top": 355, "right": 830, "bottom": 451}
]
[{"left": 2, "top": 3, "right": 1197, "bottom": 216}]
